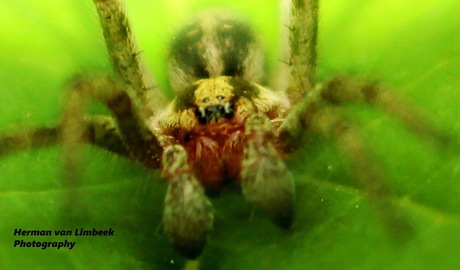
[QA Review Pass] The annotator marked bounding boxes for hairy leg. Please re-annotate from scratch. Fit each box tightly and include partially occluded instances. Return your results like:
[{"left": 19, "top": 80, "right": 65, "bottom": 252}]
[
  {"left": 93, "top": 0, "right": 167, "bottom": 116},
  {"left": 59, "top": 74, "right": 164, "bottom": 220},
  {"left": 283, "top": 0, "right": 318, "bottom": 102},
  {"left": 0, "top": 117, "right": 128, "bottom": 158},
  {"left": 241, "top": 114, "right": 295, "bottom": 227},
  {"left": 280, "top": 77, "right": 458, "bottom": 152},
  {"left": 161, "top": 145, "right": 214, "bottom": 259},
  {"left": 65, "top": 75, "right": 163, "bottom": 168},
  {"left": 279, "top": 85, "right": 416, "bottom": 238},
  {"left": 309, "top": 106, "right": 413, "bottom": 239},
  {"left": 319, "top": 76, "right": 459, "bottom": 150}
]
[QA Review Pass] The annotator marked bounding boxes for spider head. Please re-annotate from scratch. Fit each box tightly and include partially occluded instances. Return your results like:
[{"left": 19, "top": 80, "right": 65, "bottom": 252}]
[
  {"left": 173, "top": 76, "right": 263, "bottom": 127},
  {"left": 193, "top": 77, "right": 235, "bottom": 124}
]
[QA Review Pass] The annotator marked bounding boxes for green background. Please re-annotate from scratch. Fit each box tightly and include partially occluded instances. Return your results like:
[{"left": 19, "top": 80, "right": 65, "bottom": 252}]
[{"left": 0, "top": 0, "right": 459, "bottom": 269}]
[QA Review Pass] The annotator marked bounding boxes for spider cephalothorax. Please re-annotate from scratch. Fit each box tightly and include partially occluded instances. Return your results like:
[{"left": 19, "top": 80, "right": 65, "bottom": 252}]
[{"left": 0, "top": 0, "right": 456, "bottom": 262}]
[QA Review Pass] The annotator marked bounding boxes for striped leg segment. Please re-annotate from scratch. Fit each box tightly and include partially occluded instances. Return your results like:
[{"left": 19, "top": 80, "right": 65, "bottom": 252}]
[
  {"left": 0, "top": 126, "right": 59, "bottom": 157},
  {"left": 0, "top": 117, "right": 134, "bottom": 162}
]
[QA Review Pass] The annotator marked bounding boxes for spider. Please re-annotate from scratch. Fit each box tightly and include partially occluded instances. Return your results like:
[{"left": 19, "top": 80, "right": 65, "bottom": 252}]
[{"left": 0, "top": 0, "right": 457, "bottom": 261}]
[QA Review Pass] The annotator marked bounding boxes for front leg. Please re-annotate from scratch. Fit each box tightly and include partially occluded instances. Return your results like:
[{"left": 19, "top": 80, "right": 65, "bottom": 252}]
[
  {"left": 241, "top": 114, "right": 295, "bottom": 227},
  {"left": 285, "top": 0, "right": 319, "bottom": 102},
  {"left": 93, "top": 0, "right": 167, "bottom": 115}
]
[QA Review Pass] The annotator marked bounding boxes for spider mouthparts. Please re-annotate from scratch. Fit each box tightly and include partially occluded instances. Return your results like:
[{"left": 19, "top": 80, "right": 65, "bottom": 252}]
[
  {"left": 197, "top": 102, "right": 234, "bottom": 124},
  {"left": 205, "top": 105, "right": 224, "bottom": 117}
]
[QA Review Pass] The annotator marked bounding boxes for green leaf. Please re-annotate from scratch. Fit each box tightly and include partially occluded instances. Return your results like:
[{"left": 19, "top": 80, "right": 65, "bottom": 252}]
[{"left": 0, "top": 0, "right": 459, "bottom": 269}]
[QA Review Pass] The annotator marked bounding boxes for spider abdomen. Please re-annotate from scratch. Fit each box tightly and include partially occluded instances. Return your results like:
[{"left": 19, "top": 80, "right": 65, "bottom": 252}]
[{"left": 168, "top": 14, "right": 265, "bottom": 93}]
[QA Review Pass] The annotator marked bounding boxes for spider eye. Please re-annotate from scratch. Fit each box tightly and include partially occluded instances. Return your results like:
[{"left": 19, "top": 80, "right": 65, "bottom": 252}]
[
  {"left": 202, "top": 98, "right": 210, "bottom": 103},
  {"left": 216, "top": 95, "right": 225, "bottom": 101}
]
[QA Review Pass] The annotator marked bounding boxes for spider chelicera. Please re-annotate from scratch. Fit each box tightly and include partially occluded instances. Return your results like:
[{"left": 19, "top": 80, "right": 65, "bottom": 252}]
[{"left": 0, "top": 0, "right": 456, "bottom": 260}]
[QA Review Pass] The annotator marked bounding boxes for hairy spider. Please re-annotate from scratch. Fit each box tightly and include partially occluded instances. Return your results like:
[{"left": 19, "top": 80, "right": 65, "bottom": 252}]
[{"left": 0, "top": 0, "right": 457, "bottom": 261}]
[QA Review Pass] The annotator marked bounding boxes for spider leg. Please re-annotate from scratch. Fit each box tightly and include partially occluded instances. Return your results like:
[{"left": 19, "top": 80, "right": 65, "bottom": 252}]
[
  {"left": 0, "top": 117, "right": 129, "bottom": 221},
  {"left": 65, "top": 75, "right": 163, "bottom": 169},
  {"left": 93, "top": 0, "right": 168, "bottom": 116},
  {"left": 0, "top": 117, "right": 128, "bottom": 158},
  {"left": 283, "top": 0, "right": 318, "bottom": 102},
  {"left": 319, "top": 76, "right": 458, "bottom": 151},
  {"left": 310, "top": 106, "right": 413, "bottom": 239},
  {"left": 59, "top": 74, "right": 163, "bottom": 219},
  {"left": 161, "top": 145, "right": 214, "bottom": 259},
  {"left": 241, "top": 114, "right": 295, "bottom": 227},
  {"left": 279, "top": 88, "right": 413, "bottom": 239},
  {"left": 280, "top": 78, "right": 458, "bottom": 152}
]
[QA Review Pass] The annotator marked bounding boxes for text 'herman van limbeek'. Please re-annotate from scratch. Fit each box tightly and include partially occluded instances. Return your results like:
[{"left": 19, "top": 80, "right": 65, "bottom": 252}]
[{"left": 12, "top": 228, "right": 115, "bottom": 250}]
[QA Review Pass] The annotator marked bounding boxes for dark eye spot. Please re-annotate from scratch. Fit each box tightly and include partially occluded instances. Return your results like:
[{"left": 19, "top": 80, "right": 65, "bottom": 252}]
[
  {"left": 216, "top": 95, "right": 225, "bottom": 101},
  {"left": 202, "top": 98, "right": 210, "bottom": 103}
]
